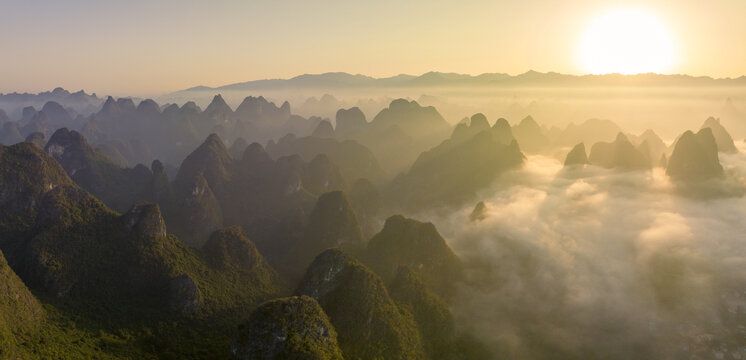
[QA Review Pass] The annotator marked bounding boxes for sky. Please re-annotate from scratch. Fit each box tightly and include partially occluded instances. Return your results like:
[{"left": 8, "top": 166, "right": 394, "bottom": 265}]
[{"left": 0, "top": 0, "right": 744, "bottom": 96}]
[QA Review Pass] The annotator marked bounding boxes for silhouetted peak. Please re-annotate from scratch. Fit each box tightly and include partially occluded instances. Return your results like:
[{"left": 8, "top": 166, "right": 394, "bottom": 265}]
[
  {"left": 700, "top": 116, "right": 737, "bottom": 153},
  {"left": 469, "top": 113, "right": 490, "bottom": 130},
  {"left": 493, "top": 117, "right": 511, "bottom": 131},
  {"left": 615, "top": 132, "right": 630, "bottom": 143},
  {"left": 311, "top": 120, "right": 335, "bottom": 138},
  {"left": 101, "top": 96, "right": 120, "bottom": 113},
  {"left": 204, "top": 94, "right": 233, "bottom": 114},
  {"left": 469, "top": 201, "right": 488, "bottom": 222},
  {"left": 242, "top": 142, "right": 271, "bottom": 163},
  {"left": 335, "top": 107, "right": 367, "bottom": 136},
  {"left": 667, "top": 128, "right": 724, "bottom": 181},
  {"left": 564, "top": 143, "right": 589, "bottom": 166},
  {"left": 389, "top": 98, "right": 415, "bottom": 109},
  {"left": 151, "top": 159, "right": 165, "bottom": 174},
  {"left": 20, "top": 106, "right": 37, "bottom": 122},
  {"left": 116, "top": 98, "right": 136, "bottom": 112},
  {"left": 181, "top": 101, "right": 201, "bottom": 112},
  {"left": 137, "top": 99, "right": 160, "bottom": 114}
]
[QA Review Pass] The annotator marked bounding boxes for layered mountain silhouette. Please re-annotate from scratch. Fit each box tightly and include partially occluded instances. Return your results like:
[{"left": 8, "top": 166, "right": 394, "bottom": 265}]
[
  {"left": 172, "top": 71, "right": 746, "bottom": 94},
  {"left": 388, "top": 114, "right": 524, "bottom": 210},
  {"left": 588, "top": 133, "right": 651, "bottom": 170}
]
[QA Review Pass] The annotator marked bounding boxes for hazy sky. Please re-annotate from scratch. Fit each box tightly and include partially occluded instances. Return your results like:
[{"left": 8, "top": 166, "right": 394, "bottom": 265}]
[{"left": 1, "top": 0, "right": 744, "bottom": 96}]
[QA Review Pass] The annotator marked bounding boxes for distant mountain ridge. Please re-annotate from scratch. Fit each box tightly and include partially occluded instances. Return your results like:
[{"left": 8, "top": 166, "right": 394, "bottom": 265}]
[{"left": 173, "top": 71, "right": 746, "bottom": 94}]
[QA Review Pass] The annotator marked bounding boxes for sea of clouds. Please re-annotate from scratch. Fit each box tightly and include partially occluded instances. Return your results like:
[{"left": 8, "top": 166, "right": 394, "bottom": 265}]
[{"left": 420, "top": 146, "right": 746, "bottom": 359}]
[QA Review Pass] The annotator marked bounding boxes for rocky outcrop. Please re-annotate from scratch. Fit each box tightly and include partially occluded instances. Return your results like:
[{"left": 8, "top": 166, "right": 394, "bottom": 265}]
[
  {"left": 232, "top": 296, "right": 343, "bottom": 360},
  {"left": 296, "top": 249, "right": 425, "bottom": 360},
  {"left": 366, "top": 215, "right": 463, "bottom": 298}
]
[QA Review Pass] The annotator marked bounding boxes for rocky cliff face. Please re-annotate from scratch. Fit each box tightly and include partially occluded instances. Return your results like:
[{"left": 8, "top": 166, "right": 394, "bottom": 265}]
[
  {"left": 232, "top": 295, "right": 343, "bottom": 360},
  {"left": 296, "top": 249, "right": 426, "bottom": 360},
  {"left": 366, "top": 215, "right": 463, "bottom": 298}
]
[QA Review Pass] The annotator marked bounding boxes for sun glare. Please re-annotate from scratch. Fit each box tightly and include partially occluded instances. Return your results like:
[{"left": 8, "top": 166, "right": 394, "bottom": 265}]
[{"left": 578, "top": 9, "right": 677, "bottom": 75}]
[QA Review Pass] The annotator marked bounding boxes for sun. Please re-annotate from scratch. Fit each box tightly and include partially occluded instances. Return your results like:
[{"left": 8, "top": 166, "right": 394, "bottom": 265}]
[{"left": 578, "top": 9, "right": 677, "bottom": 75}]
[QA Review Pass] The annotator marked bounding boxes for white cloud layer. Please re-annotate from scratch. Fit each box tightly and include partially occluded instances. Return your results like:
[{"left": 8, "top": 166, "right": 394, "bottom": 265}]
[{"left": 419, "top": 147, "right": 746, "bottom": 359}]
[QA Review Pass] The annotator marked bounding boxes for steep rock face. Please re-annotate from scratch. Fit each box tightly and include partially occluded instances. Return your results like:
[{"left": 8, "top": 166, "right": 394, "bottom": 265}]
[
  {"left": 296, "top": 249, "right": 425, "bottom": 360},
  {"left": 0, "top": 249, "right": 44, "bottom": 352},
  {"left": 44, "top": 128, "right": 152, "bottom": 212},
  {"left": 512, "top": 115, "right": 549, "bottom": 153},
  {"left": 311, "top": 120, "right": 336, "bottom": 138},
  {"left": 335, "top": 107, "right": 367, "bottom": 137},
  {"left": 266, "top": 134, "right": 385, "bottom": 184},
  {"left": 666, "top": 128, "right": 724, "bottom": 182},
  {"left": 390, "top": 128, "right": 524, "bottom": 210},
  {"left": 700, "top": 117, "right": 738, "bottom": 153},
  {"left": 564, "top": 142, "right": 589, "bottom": 166},
  {"left": 366, "top": 215, "right": 463, "bottom": 297},
  {"left": 232, "top": 296, "right": 343, "bottom": 360},
  {"left": 588, "top": 133, "right": 651, "bottom": 170}
]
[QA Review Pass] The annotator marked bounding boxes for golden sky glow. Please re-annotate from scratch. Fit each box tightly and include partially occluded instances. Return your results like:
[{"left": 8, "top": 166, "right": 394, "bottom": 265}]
[
  {"left": 578, "top": 8, "right": 677, "bottom": 75},
  {"left": 0, "top": 0, "right": 744, "bottom": 96}
]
